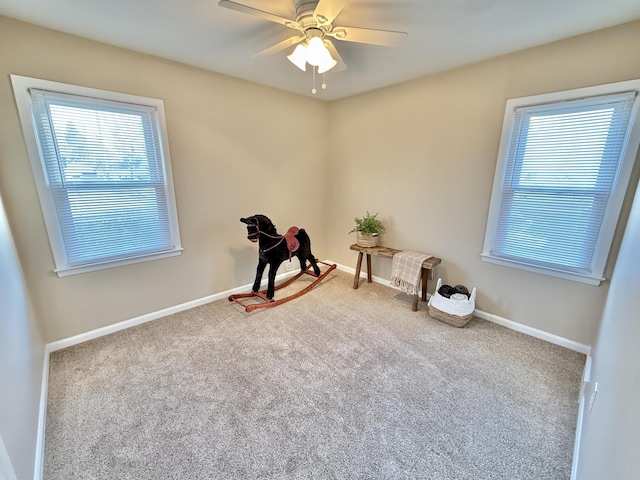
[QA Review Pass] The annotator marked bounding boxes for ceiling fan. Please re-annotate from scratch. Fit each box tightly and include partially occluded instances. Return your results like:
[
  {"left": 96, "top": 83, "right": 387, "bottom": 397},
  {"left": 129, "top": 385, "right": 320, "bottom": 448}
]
[{"left": 218, "top": 0, "right": 408, "bottom": 92}]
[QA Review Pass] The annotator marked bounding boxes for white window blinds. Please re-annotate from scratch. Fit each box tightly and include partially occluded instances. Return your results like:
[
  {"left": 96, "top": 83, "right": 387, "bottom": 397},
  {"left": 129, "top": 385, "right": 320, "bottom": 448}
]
[
  {"left": 12, "top": 76, "right": 182, "bottom": 276},
  {"left": 483, "top": 83, "right": 640, "bottom": 285}
]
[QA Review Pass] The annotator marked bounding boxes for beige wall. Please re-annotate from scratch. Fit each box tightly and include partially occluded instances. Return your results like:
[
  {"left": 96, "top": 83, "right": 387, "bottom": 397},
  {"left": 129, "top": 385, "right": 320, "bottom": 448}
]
[
  {"left": 0, "top": 189, "right": 44, "bottom": 480},
  {"left": 574, "top": 178, "right": 640, "bottom": 479},
  {"left": 0, "top": 16, "right": 330, "bottom": 342},
  {"left": 1, "top": 15, "right": 639, "bottom": 347},
  {"left": 327, "top": 21, "right": 640, "bottom": 347}
]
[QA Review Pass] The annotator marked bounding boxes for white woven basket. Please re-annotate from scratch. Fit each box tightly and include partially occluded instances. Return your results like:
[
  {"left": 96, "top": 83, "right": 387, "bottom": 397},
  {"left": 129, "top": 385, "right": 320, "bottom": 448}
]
[{"left": 428, "top": 278, "right": 476, "bottom": 328}]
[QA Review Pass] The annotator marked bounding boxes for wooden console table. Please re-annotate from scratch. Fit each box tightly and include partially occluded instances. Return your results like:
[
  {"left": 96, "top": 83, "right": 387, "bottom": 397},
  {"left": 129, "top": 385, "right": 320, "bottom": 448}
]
[{"left": 350, "top": 244, "right": 441, "bottom": 311}]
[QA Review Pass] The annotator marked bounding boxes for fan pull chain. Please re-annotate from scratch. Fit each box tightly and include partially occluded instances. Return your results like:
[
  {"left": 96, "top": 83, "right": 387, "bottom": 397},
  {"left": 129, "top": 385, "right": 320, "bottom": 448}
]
[
  {"left": 310, "top": 68, "right": 328, "bottom": 94},
  {"left": 312, "top": 67, "right": 317, "bottom": 95}
]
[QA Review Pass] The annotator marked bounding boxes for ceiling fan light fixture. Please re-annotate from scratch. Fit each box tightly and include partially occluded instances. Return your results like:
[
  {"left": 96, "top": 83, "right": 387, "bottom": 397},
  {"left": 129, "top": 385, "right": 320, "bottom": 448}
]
[
  {"left": 287, "top": 44, "right": 307, "bottom": 71},
  {"left": 218, "top": 0, "right": 410, "bottom": 94},
  {"left": 317, "top": 55, "right": 337, "bottom": 74},
  {"left": 305, "top": 36, "right": 329, "bottom": 67}
]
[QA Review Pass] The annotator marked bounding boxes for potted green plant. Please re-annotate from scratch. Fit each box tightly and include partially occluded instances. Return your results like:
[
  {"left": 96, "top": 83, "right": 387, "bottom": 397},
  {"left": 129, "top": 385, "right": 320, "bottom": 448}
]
[{"left": 349, "top": 211, "right": 385, "bottom": 247}]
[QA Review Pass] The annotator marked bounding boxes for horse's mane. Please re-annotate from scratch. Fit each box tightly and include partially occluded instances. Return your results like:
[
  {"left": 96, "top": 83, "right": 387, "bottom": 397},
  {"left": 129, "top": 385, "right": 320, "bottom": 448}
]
[{"left": 254, "top": 214, "right": 278, "bottom": 235}]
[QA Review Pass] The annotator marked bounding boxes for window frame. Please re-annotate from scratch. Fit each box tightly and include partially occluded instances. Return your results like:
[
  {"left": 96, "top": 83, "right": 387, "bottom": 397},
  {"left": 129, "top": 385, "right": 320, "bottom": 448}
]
[
  {"left": 482, "top": 80, "right": 640, "bottom": 285},
  {"left": 11, "top": 75, "right": 182, "bottom": 277}
]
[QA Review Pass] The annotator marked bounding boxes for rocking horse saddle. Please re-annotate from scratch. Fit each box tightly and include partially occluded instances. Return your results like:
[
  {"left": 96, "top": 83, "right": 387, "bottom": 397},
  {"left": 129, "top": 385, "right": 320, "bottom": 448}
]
[{"left": 284, "top": 227, "right": 300, "bottom": 254}]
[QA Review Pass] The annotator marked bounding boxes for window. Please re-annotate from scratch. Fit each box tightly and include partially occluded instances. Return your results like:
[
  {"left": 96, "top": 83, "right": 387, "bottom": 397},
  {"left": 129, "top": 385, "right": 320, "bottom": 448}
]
[
  {"left": 11, "top": 75, "right": 182, "bottom": 277},
  {"left": 482, "top": 80, "right": 640, "bottom": 285}
]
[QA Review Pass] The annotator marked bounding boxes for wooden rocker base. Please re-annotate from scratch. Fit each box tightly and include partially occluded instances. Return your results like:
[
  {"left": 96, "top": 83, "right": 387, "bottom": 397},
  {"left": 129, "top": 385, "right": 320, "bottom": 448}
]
[{"left": 228, "top": 260, "right": 337, "bottom": 313}]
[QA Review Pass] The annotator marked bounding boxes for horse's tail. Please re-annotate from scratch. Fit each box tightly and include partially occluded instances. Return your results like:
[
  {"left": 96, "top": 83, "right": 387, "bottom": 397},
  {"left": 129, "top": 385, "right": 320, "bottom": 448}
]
[
  {"left": 294, "top": 228, "right": 320, "bottom": 275},
  {"left": 295, "top": 228, "right": 314, "bottom": 254},
  {"left": 295, "top": 228, "right": 310, "bottom": 242}
]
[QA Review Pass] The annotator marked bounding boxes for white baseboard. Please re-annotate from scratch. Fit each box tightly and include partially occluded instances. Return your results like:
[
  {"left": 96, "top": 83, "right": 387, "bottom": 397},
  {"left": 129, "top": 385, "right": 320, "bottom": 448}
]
[
  {"left": 38, "top": 269, "right": 308, "bottom": 478},
  {"left": 472, "top": 310, "right": 590, "bottom": 355},
  {"left": 333, "top": 261, "right": 393, "bottom": 288},
  {"left": 0, "top": 433, "right": 17, "bottom": 480},
  {"left": 571, "top": 355, "right": 592, "bottom": 480},
  {"left": 37, "top": 260, "right": 590, "bottom": 480},
  {"left": 47, "top": 260, "right": 591, "bottom": 356},
  {"left": 33, "top": 347, "right": 49, "bottom": 480},
  {"left": 333, "top": 261, "right": 590, "bottom": 355},
  {"left": 46, "top": 271, "right": 298, "bottom": 353},
  {"left": 48, "top": 261, "right": 399, "bottom": 353}
]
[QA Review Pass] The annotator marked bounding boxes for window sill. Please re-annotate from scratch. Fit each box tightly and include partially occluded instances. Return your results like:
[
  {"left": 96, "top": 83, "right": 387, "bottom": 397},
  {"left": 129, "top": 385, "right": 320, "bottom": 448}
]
[
  {"left": 54, "top": 248, "right": 183, "bottom": 277},
  {"left": 480, "top": 254, "right": 605, "bottom": 286}
]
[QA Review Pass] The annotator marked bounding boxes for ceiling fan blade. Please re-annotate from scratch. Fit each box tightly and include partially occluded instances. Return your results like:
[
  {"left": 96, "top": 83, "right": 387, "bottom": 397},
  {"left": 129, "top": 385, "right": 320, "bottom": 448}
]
[
  {"left": 218, "top": 0, "right": 303, "bottom": 32},
  {"left": 255, "top": 36, "right": 305, "bottom": 57},
  {"left": 314, "top": 0, "right": 350, "bottom": 26},
  {"left": 324, "top": 39, "right": 347, "bottom": 73},
  {"left": 328, "top": 26, "right": 408, "bottom": 47}
]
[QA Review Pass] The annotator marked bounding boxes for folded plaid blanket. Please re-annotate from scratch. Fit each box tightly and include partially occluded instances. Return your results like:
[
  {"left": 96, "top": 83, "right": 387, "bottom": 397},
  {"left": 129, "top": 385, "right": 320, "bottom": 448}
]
[{"left": 390, "top": 251, "right": 433, "bottom": 295}]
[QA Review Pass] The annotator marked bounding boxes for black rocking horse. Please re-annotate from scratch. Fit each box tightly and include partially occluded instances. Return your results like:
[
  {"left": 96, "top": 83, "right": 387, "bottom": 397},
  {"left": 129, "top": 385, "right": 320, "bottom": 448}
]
[
  {"left": 240, "top": 214, "right": 321, "bottom": 301},
  {"left": 229, "top": 214, "right": 336, "bottom": 312}
]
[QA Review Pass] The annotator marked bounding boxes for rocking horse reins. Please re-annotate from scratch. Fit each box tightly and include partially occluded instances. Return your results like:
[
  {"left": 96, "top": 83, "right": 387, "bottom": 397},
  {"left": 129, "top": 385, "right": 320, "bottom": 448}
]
[
  {"left": 247, "top": 221, "right": 286, "bottom": 254},
  {"left": 261, "top": 236, "right": 286, "bottom": 254}
]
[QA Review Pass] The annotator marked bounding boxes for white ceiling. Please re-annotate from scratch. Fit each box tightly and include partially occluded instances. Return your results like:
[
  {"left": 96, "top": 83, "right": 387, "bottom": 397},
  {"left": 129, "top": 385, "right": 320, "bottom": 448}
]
[{"left": 1, "top": 0, "right": 639, "bottom": 101}]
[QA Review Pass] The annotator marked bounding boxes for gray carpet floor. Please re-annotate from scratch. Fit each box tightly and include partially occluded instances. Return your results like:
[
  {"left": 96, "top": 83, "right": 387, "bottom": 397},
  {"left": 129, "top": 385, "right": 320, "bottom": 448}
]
[{"left": 44, "top": 268, "right": 585, "bottom": 479}]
